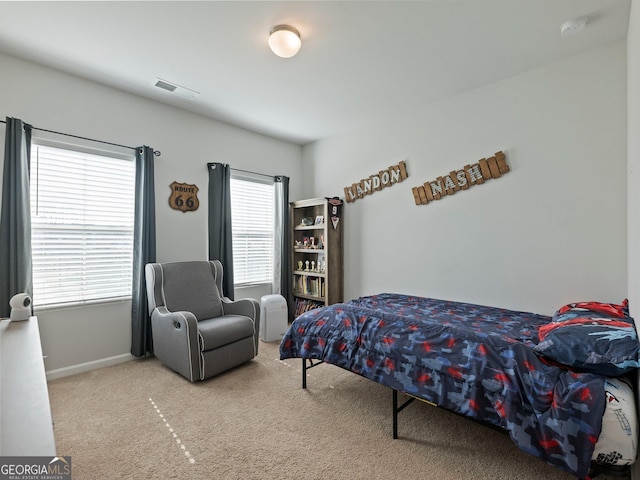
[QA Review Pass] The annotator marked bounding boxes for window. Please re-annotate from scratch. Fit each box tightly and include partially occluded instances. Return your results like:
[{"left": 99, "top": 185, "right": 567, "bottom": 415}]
[
  {"left": 29, "top": 143, "right": 136, "bottom": 308},
  {"left": 230, "top": 174, "right": 274, "bottom": 286}
]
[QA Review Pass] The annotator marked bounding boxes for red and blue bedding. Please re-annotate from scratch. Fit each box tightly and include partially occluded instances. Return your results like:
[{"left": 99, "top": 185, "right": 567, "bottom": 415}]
[{"left": 279, "top": 293, "right": 639, "bottom": 478}]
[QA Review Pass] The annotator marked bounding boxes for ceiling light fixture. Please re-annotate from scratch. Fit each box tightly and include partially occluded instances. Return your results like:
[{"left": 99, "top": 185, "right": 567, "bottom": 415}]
[
  {"left": 268, "top": 24, "right": 301, "bottom": 58},
  {"left": 559, "top": 17, "right": 587, "bottom": 37}
]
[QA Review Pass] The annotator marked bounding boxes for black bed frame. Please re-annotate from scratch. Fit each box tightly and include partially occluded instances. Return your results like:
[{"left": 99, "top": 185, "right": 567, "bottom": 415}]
[{"left": 301, "top": 358, "right": 630, "bottom": 480}]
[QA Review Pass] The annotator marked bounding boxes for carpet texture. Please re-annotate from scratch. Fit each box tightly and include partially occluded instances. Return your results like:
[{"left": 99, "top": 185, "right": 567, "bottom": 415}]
[{"left": 48, "top": 341, "right": 628, "bottom": 480}]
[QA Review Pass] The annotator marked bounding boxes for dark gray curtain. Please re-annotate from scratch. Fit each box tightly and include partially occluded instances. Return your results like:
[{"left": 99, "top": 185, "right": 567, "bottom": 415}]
[
  {"left": 131, "top": 146, "right": 156, "bottom": 357},
  {"left": 207, "top": 162, "right": 234, "bottom": 299},
  {"left": 274, "top": 176, "right": 292, "bottom": 318},
  {"left": 0, "top": 117, "right": 32, "bottom": 318}
]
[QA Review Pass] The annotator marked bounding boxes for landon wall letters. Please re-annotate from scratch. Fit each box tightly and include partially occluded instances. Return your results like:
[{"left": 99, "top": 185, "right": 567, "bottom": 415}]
[{"left": 343, "top": 160, "right": 409, "bottom": 203}]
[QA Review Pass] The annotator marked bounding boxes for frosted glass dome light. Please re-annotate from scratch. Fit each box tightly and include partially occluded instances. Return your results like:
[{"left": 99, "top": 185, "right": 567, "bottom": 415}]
[{"left": 269, "top": 25, "right": 301, "bottom": 58}]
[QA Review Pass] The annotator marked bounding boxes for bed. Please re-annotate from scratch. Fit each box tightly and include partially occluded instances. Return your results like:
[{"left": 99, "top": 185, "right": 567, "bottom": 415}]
[{"left": 279, "top": 293, "right": 640, "bottom": 479}]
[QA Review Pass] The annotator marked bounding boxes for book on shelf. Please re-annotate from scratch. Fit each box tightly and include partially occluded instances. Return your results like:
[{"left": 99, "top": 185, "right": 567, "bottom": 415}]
[
  {"left": 293, "top": 297, "right": 324, "bottom": 318},
  {"left": 293, "top": 275, "right": 325, "bottom": 298}
]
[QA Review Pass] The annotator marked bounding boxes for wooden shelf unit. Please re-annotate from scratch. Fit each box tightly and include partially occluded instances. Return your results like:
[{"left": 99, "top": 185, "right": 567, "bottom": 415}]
[{"left": 290, "top": 198, "right": 343, "bottom": 319}]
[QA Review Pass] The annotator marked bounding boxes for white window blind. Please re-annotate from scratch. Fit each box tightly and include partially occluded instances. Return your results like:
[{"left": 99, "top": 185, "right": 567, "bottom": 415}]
[
  {"left": 230, "top": 175, "right": 274, "bottom": 286},
  {"left": 29, "top": 143, "right": 136, "bottom": 308}
]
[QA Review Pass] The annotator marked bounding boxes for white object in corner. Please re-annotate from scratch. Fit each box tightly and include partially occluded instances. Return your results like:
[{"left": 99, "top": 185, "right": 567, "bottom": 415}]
[
  {"left": 260, "top": 294, "right": 288, "bottom": 342},
  {"left": 9, "top": 293, "right": 31, "bottom": 321}
]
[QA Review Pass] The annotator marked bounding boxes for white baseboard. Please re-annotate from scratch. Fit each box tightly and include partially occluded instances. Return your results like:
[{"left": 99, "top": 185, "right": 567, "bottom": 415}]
[{"left": 45, "top": 353, "right": 135, "bottom": 381}]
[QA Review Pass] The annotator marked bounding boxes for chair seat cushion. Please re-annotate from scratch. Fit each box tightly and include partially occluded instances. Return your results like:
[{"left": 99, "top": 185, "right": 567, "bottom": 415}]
[{"left": 197, "top": 315, "right": 255, "bottom": 351}]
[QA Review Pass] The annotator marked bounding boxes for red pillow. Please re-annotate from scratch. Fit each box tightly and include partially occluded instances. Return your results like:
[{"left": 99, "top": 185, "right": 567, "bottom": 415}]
[{"left": 556, "top": 299, "right": 629, "bottom": 319}]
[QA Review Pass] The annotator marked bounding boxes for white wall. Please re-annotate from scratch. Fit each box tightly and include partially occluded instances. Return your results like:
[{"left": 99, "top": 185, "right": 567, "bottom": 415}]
[
  {"left": 629, "top": 0, "right": 640, "bottom": 325},
  {"left": 0, "top": 52, "right": 303, "bottom": 376},
  {"left": 302, "top": 41, "right": 627, "bottom": 316},
  {"left": 627, "top": 2, "right": 640, "bottom": 476},
  {"left": 0, "top": 36, "right": 630, "bottom": 377}
]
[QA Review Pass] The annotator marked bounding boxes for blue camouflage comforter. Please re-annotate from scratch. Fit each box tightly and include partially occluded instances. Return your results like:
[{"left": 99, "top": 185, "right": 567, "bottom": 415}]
[{"left": 279, "top": 293, "right": 606, "bottom": 478}]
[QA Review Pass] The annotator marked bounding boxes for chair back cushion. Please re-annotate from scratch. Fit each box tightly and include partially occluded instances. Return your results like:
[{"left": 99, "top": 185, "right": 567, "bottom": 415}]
[{"left": 158, "top": 261, "right": 224, "bottom": 320}]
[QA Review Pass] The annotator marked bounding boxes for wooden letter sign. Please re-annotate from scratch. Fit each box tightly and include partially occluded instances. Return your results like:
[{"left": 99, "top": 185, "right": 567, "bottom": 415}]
[
  {"left": 169, "top": 181, "right": 199, "bottom": 212},
  {"left": 411, "top": 151, "right": 509, "bottom": 206},
  {"left": 344, "top": 160, "right": 409, "bottom": 203}
]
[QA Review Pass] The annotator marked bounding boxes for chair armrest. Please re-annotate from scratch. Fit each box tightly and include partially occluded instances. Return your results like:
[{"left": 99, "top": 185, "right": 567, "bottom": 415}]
[
  {"left": 221, "top": 297, "right": 260, "bottom": 321},
  {"left": 151, "top": 307, "right": 200, "bottom": 382},
  {"left": 221, "top": 298, "right": 261, "bottom": 352}
]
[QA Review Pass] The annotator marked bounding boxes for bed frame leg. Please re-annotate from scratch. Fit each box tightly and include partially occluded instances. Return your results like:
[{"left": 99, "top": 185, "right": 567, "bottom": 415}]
[
  {"left": 392, "top": 389, "right": 416, "bottom": 440},
  {"left": 300, "top": 358, "right": 325, "bottom": 390},
  {"left": 302, "top": 358, "right": 307, "bottom": 389},
  {"left": 393, "top": 389, "right": 399, "bottom": 439}
]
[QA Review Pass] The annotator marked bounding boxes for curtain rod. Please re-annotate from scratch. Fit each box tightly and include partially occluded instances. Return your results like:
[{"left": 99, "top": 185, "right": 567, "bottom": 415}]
[
  {"left": 232, "top": 167, "right": 276, "bottom": 179},
  {"left": 208, "top": 163, "right": 275, "bottom": 180},
  {"left": 0, "top": 118, "right": 161, "bottom": 157}
]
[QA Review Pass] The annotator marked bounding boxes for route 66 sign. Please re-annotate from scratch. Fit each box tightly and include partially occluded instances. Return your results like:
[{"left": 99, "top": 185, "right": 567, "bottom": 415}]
[{"left": 169, "top": 181, "right": 199, "bottom": 212}]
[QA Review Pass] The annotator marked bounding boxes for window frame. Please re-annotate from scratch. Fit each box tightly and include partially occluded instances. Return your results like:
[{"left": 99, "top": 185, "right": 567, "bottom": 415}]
[
  {"left": 229, "top": 171, "right": 276, "bottom": 288},
  {"left": 29, "top": 138, "right": 136, "bottom": 311}
]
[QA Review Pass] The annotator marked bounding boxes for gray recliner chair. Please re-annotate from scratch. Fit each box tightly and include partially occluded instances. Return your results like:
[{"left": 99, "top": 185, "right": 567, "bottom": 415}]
[{"left": 145, "top": 260, "right": 260, "bottom": 382}]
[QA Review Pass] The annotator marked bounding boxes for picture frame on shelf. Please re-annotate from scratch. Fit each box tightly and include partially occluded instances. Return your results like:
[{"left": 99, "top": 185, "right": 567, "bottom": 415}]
[{"left": 315, "top": 215, "right": 324, "bottom": 225}]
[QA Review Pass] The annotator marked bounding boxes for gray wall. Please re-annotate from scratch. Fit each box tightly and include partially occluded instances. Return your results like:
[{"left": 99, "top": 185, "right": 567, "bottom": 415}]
[
  {"left": 0, "top": 35, "right": 633, "bottom": 380},
  {"left": 0, "top": 52, "right": 303, "bottom": 377},
  {"left": 628, "top": 0, "right": 639, "bottom": 327},
  {"left": 626, "top": 5, "right": 639, "bottom": 478},
  {"left": 302, "top": 41, "right": 628, "bottom": 316}
]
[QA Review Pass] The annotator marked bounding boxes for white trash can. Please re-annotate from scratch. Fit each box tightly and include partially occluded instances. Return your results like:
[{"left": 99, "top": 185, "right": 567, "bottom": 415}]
[{"left": 260, "top": 294, "right": 288, "bottom": 342}]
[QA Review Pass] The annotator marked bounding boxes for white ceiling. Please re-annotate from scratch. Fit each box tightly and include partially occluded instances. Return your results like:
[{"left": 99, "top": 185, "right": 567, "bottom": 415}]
[{"left": 0, "top": 1, "right": 631, "bottom": 145}]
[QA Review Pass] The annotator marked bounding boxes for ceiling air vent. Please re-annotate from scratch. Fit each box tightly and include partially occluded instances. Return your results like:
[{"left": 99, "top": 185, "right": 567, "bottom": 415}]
[{"left": 154, "top": 78, "right": 199, "bottom": 99}]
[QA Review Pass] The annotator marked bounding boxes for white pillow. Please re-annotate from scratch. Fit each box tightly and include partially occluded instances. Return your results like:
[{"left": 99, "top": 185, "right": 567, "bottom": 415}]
[{"left": 591, "top": 377, "right": 638, "bottom": 466}]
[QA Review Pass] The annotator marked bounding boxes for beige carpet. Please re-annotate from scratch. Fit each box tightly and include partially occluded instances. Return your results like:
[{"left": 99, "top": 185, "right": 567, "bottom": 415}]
[{"left": 48, "top": 341, "right": 626, "bottom": 480}]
